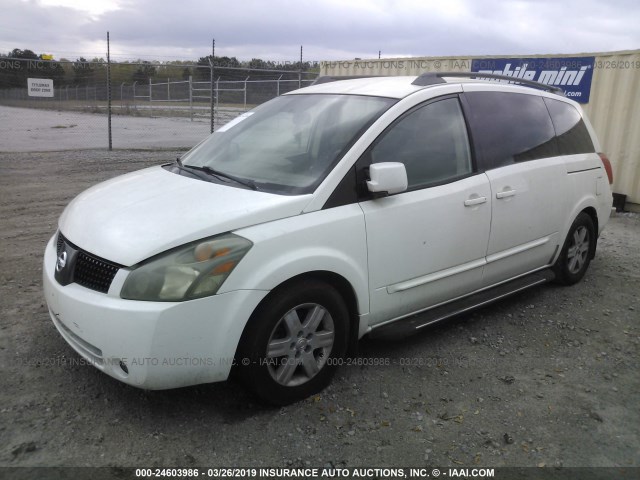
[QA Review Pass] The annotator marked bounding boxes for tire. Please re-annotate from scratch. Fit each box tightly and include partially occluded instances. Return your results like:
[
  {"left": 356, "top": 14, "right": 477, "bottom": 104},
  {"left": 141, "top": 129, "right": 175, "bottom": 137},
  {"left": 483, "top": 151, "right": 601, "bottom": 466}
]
[
  {"left": 553, "top": 212, "right": 596, "bottom": 285},
  {"left": 236, "top": 279, "right": 349, "bottom": 405}
]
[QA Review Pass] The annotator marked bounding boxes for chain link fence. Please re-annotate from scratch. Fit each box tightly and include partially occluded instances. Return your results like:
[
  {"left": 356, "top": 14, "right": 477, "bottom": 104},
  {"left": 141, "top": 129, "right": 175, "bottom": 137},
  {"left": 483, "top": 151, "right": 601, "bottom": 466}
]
[{"left": 0, "top": 57, "right": 318, "bottom": 151}]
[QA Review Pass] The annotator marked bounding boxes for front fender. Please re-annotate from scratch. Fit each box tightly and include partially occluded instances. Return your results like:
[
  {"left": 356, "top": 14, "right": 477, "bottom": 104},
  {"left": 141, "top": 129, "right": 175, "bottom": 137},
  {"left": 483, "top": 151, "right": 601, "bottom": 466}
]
[{"left": 220, "top": 204, "right": 370, "bottom": 316}]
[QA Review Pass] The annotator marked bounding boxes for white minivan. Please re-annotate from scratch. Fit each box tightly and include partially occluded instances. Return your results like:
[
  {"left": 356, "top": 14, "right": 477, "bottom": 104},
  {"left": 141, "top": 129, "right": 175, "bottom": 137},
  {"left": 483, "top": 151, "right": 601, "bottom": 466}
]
[{"left": 43, "top": 73, "right": 613, "bottom": 404}]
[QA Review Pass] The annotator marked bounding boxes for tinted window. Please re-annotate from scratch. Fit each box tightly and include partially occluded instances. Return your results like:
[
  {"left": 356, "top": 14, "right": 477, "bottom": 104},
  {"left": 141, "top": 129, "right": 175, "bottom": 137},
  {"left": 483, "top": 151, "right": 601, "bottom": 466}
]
[
  {"left": 544, "top": 98, "right": 595, "bottom": 155},
  {"left": 370, "top": 97, "right": 472, "bottom": 189},
  {"left": 465, "top": 91, "right": 557, "bottom": 169}
]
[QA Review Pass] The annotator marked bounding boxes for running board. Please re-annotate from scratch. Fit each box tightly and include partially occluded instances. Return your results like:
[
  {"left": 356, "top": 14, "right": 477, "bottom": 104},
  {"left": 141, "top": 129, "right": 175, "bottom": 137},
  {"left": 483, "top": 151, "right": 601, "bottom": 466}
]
[{"left": 368, "top": 269, "right": 555, "bottom": 340}]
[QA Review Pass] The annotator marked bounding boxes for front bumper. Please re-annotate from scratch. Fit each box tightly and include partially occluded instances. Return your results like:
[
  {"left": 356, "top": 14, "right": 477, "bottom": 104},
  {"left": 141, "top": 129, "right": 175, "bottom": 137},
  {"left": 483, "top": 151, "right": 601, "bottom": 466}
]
[{"left": 42, "top": 235, "right": 268, "bottom": 389}]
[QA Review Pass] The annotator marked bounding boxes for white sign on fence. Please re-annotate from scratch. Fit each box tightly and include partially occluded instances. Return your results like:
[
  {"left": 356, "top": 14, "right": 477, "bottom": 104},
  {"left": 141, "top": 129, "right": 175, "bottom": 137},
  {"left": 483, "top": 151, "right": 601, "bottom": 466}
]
[{"left": 27, "top": 78, "right": 54, "bottom": 97}]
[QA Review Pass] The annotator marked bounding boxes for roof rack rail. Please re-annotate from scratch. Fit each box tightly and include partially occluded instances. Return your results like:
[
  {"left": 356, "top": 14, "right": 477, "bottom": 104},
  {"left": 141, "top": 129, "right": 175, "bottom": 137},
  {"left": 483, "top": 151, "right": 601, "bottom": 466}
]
[
  {"left": 412, "top": 71, "right": 564, "bottom": 95},
  {"left": 312, "top": 75, "right": 381, "bottom": 85}
]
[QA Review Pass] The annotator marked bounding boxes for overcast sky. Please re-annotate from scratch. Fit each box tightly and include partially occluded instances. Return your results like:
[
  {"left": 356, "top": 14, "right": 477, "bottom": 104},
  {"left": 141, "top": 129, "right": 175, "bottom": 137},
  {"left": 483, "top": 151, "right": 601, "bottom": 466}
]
[{"left": 2, "top": 0, "right": 639, "bottom": 62}]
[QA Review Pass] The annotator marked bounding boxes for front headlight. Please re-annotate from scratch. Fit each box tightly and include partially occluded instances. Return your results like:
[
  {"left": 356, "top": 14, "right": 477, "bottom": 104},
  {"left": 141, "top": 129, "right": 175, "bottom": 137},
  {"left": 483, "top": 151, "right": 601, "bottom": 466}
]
[{"left": 121, "top": 233, "right": 252, "bottom": 301}]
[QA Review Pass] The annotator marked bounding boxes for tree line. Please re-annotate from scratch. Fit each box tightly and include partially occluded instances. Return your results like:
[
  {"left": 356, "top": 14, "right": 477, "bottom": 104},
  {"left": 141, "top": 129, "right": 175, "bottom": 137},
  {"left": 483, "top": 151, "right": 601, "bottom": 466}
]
[{"left": 0, "top": 49, "right": 318, "bottom": 89}]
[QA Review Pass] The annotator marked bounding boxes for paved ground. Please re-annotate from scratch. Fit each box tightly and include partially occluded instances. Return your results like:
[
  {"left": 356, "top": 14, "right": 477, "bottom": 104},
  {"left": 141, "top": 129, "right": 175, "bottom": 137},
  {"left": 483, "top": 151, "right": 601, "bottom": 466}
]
[
  {"left": 0, "top": 105, "right": 244, "bottom": 152},
  {"left": 0, "top": 150, "right": 638, "bottom": 469}
]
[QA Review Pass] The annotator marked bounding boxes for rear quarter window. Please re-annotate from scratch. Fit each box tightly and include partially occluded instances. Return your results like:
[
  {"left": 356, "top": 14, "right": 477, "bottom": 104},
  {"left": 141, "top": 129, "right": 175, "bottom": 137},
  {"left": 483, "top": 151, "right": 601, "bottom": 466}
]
[
  {"left": 543, "top": 97, "right": 595, "bottom": 155},
  {"left": 465, "top": 91, "right": 558, "bottom": 169}
]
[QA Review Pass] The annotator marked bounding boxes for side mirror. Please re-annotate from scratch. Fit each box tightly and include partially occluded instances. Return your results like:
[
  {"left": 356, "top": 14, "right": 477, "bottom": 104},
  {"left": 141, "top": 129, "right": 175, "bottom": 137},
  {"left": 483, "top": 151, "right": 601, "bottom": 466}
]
[{"left": 366, "top": 162, "right": 408, "bottom": 196}]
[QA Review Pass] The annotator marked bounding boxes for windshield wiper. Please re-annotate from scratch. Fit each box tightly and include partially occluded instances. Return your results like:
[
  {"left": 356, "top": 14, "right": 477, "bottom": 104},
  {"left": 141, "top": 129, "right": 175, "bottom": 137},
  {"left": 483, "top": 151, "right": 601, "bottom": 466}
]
[
  {"left": 174, "top": 158, "right": 215, "bottom": 183},
  {"left": 180, "top": 164, "right": 258, "bottom": 191}
]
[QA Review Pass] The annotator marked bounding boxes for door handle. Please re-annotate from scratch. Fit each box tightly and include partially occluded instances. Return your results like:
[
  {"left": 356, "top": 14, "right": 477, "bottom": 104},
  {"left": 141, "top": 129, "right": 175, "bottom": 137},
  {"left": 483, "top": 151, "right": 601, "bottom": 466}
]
[
  {"left": 464, "top": 196, "right": 487, "bottom": 207},
  {"left": 496, "top": 189, "right": 516, "bottom": 199}
]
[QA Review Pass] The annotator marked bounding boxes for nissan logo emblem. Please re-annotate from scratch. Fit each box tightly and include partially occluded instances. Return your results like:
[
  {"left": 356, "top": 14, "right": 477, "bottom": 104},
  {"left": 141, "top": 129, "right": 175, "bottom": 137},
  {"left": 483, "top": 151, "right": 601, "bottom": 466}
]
[{"left": 56, "top": 251, "right": 67, "bottom": 272}]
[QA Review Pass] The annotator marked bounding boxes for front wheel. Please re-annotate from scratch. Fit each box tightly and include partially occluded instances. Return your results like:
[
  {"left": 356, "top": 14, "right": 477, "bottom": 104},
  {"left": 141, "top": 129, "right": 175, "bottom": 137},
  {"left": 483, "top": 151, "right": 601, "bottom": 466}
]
[
  {"left": 236, "top": 279, "right": 349, "bottom": 405},
  {"left": 553, "top": 212, "right": 596, "bottom": 285}
]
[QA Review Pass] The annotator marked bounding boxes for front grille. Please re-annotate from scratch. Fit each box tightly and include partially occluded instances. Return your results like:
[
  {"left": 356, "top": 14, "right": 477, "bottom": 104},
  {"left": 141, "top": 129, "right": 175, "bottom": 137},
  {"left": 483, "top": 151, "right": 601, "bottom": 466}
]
[
  {"left": 56, "top": 232, "right": 64, "bottom": 256},
  {"left": 57, "top": 232, "right": 121, "bottom": 294},
  {"left": 74, "top": 251, "right": 120, "bottom": 293}
]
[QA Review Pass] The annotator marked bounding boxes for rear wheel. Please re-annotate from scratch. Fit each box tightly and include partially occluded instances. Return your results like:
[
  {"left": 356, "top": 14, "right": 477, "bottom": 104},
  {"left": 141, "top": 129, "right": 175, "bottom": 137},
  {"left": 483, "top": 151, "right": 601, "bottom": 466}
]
[
  {"left": 236, "top": 279, "right": 349, "bottom": 405},
  {"left": 554, "top": 212, "right": 595, "bottom": 285}
]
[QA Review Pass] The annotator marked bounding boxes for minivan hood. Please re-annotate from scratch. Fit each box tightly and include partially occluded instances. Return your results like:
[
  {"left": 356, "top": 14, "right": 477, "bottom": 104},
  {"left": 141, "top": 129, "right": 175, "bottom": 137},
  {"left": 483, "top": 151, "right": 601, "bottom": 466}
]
[{"left": 59, "top": 166, "right": 311, "bottom": 266}]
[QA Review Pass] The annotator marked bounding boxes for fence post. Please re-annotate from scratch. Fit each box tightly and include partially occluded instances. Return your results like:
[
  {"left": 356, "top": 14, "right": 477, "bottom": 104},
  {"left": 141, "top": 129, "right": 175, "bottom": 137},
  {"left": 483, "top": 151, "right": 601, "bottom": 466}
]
[
  {"left": 167, "top": 77, "right": 170, "bottom": 101},
  {"left": 107, "top": 30, "right": 112, "bottom": 151},
  {"left": 210, "top": 38, "right": 215, "bottom": 133},
  {"left": 277, "top": 74, "right": 282, "bottom": 96},
  {"left": 299, "top": 45, "right": 303, "bottom": 89},
  {"left": 216, "top": 77, "right": 220, "bottom": 117},
  {"left": 244, "top": 76, "right": 249, "bottom": 109},
  {"left": 188, "top": 75, "right": 193, "bottom": 122},
  {"left": 149, "top": 78, "right": 152, "bottom": 102},
  {"left": 209, "top": 59, "right": 214, "bottom": 133}
]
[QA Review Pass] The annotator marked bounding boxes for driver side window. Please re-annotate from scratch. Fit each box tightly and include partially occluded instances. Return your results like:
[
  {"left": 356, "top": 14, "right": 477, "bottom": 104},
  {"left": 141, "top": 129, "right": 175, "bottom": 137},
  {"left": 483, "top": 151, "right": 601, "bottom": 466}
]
[{"left": 371, "top": 97, "right": 472, "bottom": 189}]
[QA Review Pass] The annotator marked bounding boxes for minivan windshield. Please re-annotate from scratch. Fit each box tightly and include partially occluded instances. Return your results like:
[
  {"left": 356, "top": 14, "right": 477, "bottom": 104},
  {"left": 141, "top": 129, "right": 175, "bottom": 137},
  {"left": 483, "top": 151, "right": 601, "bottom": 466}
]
[{"left": 180, "top": 94, "right": 396, "bottom": 194}]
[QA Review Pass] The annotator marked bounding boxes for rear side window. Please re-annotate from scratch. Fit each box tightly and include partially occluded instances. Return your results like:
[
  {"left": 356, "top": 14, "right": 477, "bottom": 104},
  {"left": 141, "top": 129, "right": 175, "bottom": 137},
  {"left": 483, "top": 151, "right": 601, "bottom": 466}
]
[
  {"left": 465, "top": 91, "right": 557, "bottom": 169},
  {"left": 543, "top": 98, "right": 595, "bottom": 155}
]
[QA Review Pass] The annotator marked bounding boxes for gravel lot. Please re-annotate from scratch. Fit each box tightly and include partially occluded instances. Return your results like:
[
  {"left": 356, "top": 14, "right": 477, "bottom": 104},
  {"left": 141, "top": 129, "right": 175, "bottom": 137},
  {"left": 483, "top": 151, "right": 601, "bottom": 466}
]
[
  {"left": 0, "top": 150, "right": 638, "bottom": 469},
  {"left": 0, "top": 105, "right": 245, "bottom": 152}
]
